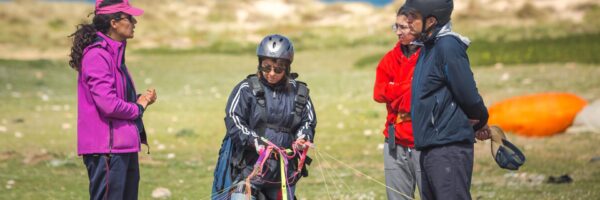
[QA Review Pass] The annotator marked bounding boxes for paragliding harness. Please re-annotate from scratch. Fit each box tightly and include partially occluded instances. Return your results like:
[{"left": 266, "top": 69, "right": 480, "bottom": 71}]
[
  {"left": 211, "top": 74, "right": 312, "bottom": 200},
  {"left": 246, "top": 74, "right": 309, "bottom": 135},
  {"left": 242, "top": 137, "right": 312, "bottom": 200}
]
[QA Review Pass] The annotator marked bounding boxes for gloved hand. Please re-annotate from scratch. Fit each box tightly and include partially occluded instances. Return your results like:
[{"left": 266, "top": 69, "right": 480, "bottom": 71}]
[
  {"left": 295, "top": 138, "right": 307, "bottom": 151},
  {"left": 254, "top": 138, "right": 265, "bottom": 153}
]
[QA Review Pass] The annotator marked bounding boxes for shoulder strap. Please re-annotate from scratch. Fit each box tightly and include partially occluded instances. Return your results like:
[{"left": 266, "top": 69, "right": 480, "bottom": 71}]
[
  {"left": 291, "top": 81, "right": 309, "bottom": 130},
  {"left": 246, "top": 74, "right": 268, "bottom": 135},
  {"left": 246, "top": 74, "right": 265, "bottom": 106}
]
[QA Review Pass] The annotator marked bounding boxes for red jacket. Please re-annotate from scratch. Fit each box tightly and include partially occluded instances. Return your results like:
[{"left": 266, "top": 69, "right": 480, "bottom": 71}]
[{"left": 373, "top": 42, "right": 420, "bottom": 148}]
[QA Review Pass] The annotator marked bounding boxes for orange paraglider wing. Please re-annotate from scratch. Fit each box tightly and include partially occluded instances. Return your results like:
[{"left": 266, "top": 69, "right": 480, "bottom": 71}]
[{"left": 488, "top": 93, "right": 587, "bottom": 137}]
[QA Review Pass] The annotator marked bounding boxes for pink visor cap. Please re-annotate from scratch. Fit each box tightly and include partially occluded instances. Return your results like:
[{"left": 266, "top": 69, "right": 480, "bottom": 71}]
[{"left": 95, "top": 0, "right": 144, "bottom": 16}]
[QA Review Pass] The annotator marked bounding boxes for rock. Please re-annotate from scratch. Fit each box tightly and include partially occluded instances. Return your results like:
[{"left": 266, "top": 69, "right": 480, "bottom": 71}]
[
  {"left": 363, "top": 129, "right": 373, "bottom": 136},
  {"left": 500, "top": 72, "right": 510, "bottom": 81},
  {"left": 61, "top": 123, "right": 71, "bottom": 130},
  {"left": 503, "top": 172, "right": 545, "bottom": 186},
  {"left": 167, "top": 153, "right": 176, "bottom": 159},
  {"left": 336, "top": 122, "right": 345, "bottom": 129},
  {"left": 151, "top": 187, "right": 172, "bottom": 199},
  {"left": 5, "top": 180, "right": 15, "bottom": 189}
]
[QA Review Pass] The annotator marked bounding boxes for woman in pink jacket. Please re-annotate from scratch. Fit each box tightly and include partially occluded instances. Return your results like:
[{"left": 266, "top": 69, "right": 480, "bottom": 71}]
[{"left": 68, "top": 0, "right": 155, "bottom": 199}]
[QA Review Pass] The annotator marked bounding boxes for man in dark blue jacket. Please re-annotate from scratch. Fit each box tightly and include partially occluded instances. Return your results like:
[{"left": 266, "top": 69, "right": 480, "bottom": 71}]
[{"left": 402, "top": 0, "right": 491, "bottom": 199}]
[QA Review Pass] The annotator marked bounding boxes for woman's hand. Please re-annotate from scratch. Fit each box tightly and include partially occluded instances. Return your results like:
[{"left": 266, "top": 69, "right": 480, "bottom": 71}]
[
  {"left": 145, "top": 88, "right": 157, "bottom": 105},
  {"left": 136, "top": 89, "right": 156, "bottom": 109},
  {"left": 136, "top": 94, "right": 150, "bottom": 109}
]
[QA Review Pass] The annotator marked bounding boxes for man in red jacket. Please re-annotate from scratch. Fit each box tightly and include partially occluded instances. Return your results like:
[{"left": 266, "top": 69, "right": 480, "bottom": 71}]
[{"left": 373, "top": 8, "right": 422, "bottom": 200}]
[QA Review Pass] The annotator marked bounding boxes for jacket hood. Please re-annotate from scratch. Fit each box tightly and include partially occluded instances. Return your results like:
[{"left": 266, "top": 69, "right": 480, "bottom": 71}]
[{"left": 436, "top": 22, "right": 471, "bottom": 46}]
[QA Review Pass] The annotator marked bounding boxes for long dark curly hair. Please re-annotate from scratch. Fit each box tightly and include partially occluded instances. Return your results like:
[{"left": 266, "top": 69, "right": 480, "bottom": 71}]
[{"left": 68, "top": 0, "right": 124, "bottom": 71}]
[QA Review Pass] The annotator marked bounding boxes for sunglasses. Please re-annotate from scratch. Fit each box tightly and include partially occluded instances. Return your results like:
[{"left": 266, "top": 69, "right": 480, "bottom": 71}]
[
  {"left": 116, "top": 14, "right": 134, "bottom": 22},
  {"left": 260, "top": 64, "right": 286, "bottom": 74}
]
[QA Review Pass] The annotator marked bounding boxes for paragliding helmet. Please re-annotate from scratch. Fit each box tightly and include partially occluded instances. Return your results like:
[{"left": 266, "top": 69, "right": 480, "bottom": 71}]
[
  {"left": 403, "top": 0, "right": 453, "bottom": 26},
  {"left": 402, "top": 0, "right": 453, "bottom": 42},
  {"left": 256, "top": 34, "right": 294, "bottom": 76}
]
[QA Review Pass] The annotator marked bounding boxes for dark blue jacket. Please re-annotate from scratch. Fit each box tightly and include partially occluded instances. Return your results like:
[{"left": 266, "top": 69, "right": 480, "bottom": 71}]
[{"left": 411, "top": 25, "right": 488, "bottom": 150}]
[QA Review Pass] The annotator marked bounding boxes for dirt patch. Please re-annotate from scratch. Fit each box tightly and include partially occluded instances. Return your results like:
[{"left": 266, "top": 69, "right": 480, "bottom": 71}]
[
  {"left": 22, "top": 152, "right": 54, "bottom": 165},
  {"left": 0, "top": 151, "right": 18, "bottom": 162}
]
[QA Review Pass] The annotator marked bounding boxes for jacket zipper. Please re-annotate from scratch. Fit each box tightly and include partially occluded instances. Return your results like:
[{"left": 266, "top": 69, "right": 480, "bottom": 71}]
[
  {"left": 431, "top": 96, "right": 438, "bottom": 127},
  {"left": 431, "top": 96, "right": 440, "bottom": 133},
  {"left": 430, "top": 104, "right": 436, "bottom": 126},
  {"left": 109, "top": 121, "right": 114, "bottom": 153},
  {"left": 117, "top": 45, "right": 127, "bottom": 99}
]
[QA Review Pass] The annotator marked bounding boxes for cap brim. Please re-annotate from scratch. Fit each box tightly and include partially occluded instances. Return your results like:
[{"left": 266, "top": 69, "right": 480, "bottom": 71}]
[{"left": 123, "top": 6, "right": 144, "bottom": 16}]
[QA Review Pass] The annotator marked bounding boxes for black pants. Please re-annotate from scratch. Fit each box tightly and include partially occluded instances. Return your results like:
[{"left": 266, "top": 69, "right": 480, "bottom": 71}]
[
  {"left": 83, "top": 153, "right": 140, "bottom": 200},
  {"left": 420, "top": 142, "right": 474, "bottom": 200}
]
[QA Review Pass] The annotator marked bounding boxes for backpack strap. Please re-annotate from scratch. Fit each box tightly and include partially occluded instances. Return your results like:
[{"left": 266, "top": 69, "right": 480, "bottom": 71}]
[
  {"left": 246, "top": 74, "right": 268, "bottom": 136},
  {"left": 291, "top": 81, "right": 309, "bottom": 132}
]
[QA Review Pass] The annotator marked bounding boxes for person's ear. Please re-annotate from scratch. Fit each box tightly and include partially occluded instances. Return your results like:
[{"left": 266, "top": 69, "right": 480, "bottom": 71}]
[
  {"left": 426, "top": 17, "right": 437, "bottom": 29},
  {"left": 110, "top": 19, "right": 119, "bottom": 29}
]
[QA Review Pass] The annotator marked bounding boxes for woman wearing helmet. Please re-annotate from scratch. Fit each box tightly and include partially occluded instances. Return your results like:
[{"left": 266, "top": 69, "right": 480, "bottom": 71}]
[
  {"left": 211, "top": 34, "right": 317, "bottom": 200},
  {"left": 373, "top": 7, "right": 423, "bottom": 200},
  {"left": 68, "top": 0, "right": 156, "bottom": 199},
  {"left": 402, "top": 0, "right": 491, "bottom": 199}
]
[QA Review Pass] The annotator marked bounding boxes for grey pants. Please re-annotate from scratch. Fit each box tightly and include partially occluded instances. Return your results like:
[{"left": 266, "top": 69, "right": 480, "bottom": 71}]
[
  {"left": 420, "top": 142, "right": 474, "bottom": 200},
  {"left": 384, "top": 142, "right": 422, "bottom": 200}
]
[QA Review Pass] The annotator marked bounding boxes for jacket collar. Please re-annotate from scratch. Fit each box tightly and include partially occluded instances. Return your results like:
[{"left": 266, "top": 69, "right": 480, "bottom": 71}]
[
  {"left": 394, "top": 42, "right": 421, "bottom": 60},
  {"left": 96, "top": 31, "right": 126, "bottom": 53}
]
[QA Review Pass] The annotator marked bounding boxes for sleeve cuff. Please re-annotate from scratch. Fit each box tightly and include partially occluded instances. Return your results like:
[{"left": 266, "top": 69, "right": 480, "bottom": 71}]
[
  {"left": 135, "top": 103, "right": 145, "bottom": 118},
  {"left": 296, "top": 130, "right": 311, "bottom": 141}
]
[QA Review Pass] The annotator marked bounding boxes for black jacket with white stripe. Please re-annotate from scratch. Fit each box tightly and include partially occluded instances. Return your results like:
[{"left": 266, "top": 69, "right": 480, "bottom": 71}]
[{"left": 223, "top": 75, "right": 316, "bottom": 186}]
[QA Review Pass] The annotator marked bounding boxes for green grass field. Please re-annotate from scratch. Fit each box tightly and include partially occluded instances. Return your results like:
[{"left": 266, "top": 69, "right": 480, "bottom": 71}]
[{"left": 1, "top": 43, "right": 600, "bottom": 199}]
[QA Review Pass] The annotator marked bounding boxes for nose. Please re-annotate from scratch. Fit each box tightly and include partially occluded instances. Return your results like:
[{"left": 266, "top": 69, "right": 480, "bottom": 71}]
[
  {"left": 396, "top": 29, "right": 404, "bottom": 36},
  {"left": 131, "top": 17, "right": 137, "bottom": 25},
  {"left": 396, "top": 28, "right": 403, "bottom": 36},
  {"left": 268, "top": 70, "right": 277, "bottom": 76}
]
